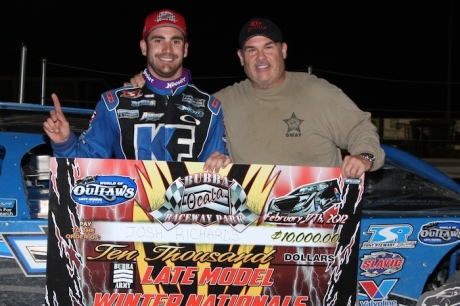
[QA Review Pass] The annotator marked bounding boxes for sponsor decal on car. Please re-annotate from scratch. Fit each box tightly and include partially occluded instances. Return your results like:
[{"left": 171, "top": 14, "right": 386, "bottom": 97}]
[
  {"left": 419, "top": 221, "right": 460, "bottom": 245},
  {"left": 359, "top": 279, "right": 398, "bottom": 304},
  {"left": 0, "top": 198, "right": 17, "bottom": 217},
  {"left": 360, "top": 251, "right": 404, "bottom": 277},
  {"left": 362, "top": 224, "right": 417, "bottom": 249}
]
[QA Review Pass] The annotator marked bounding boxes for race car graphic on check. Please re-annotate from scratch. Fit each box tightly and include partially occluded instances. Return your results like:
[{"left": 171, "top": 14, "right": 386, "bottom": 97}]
[{"left": 266, "top": 179, "right": 341, "bottom": 215}]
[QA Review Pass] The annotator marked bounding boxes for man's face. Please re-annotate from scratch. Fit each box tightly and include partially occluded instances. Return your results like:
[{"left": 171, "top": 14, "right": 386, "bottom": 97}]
[
  {"left": 237, "top": 36, "right": 287, "bottom": 89},
  {"left": 140, "top": 27, "right": 188, "bottom": 80}
]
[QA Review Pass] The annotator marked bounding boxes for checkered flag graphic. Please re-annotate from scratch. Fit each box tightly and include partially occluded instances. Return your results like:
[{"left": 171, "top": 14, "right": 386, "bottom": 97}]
[
  {"left": 151, "top": 178, "right": 184, "bottom": 230},
  {"left": 229, "top": 181, "right": 259, "bottom": 232}
]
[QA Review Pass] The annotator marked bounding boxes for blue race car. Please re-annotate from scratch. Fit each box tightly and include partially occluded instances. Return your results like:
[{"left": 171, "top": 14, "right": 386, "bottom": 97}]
[
  {"left": 358, "top": 145, "right": 460, "bottom": 305},
  {"left": 0, "top": 101, "right": 93, "bottom": 305}
]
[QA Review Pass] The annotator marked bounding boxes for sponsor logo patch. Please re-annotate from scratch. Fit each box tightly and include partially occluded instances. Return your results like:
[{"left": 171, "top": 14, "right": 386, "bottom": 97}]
[
  {"left": 359, "top": 279, "right": 398, "bottom": 301},
  {"left": 166, "top": 77, "right": 186, "bottom": 89},
  {"left": 117, "top": 109, "right": 139, "bottom": 119},
  {"left": 131, "top": 100, "right": 156, "bottom": 107},
  {"left": 360, "top": 251, "right": 404, "bottom": 277},
  {"left": 176, "top": 105, "right": 204, "bottom": 117},
  {"left": 72, "top": 175, "right": 137, "bottom": 206},
  {"left": 0, "top": 198, "right": 17, "bottom": 216},
  {"left": 121, "top": 90, "right": 142, "bottom": 99},
  {"left": 362, "top": 224, "right": 417, "bottom": 249},
  {"left": 140, "top": 112, "right": 164, "bottom": 122},
  {"left": 419, "top": 221, "right": 460, "bottom": 245},
  {"left": 182, "top": 94, "right": 206, "bottom": 108},
  {"left": 106, "top": 92, "right": 115, "bottom": 103}
]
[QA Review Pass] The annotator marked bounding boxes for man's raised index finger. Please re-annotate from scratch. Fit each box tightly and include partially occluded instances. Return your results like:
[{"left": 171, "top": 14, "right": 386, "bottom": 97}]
[{"left": 51, "top": 93, "right": 62, "bottom": 113}]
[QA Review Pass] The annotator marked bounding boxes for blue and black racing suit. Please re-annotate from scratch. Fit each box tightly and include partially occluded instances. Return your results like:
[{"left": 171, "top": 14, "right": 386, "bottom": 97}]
[{"left": 51, "top": 77, "right": 227, "bottom": 162}]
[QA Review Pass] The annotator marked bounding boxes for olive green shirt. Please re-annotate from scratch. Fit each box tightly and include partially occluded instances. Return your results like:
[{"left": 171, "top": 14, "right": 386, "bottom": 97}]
[{"left": 214, "top": 72, "right": 384, "bottom": 170}]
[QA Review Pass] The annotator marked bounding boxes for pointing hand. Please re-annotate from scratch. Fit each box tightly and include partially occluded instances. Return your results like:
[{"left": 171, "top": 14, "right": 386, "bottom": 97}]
[{"left": 43, "top": 93, "right": 71, "bottom": 143}]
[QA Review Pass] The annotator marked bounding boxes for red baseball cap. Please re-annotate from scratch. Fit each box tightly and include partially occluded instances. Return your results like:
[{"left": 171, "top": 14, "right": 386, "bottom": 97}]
[{"left": 142, "top": 9, "right": 187, "bottom": 39}]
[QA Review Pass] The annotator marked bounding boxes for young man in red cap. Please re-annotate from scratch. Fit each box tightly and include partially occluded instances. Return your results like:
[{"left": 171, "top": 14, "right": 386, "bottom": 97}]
[
  {"left": 130, "top": 17, "right": 384, "bottom": 179},
  {"left": 43, "top": 9, "right": 230, "bottom": 172}
]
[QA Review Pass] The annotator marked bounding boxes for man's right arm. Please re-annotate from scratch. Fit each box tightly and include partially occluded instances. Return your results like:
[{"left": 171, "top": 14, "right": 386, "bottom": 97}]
[{"left": 43, "top": 93, "right": 119, "bottom": 158}]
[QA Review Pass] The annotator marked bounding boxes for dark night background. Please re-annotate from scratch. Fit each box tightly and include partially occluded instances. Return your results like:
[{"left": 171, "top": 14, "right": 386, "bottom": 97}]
[{"left": 1, "top": 1, "right": 459, "bottom": 119}]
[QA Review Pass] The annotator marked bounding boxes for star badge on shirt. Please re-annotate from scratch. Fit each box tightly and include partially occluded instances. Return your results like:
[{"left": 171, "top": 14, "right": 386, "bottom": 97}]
[{"left": 283, "top": 112, "right": 304, "bottom": 133}]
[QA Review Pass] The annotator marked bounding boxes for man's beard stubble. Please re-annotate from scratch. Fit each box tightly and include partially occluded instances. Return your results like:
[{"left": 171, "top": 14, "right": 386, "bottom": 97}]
[{"left": 147, "top": 50, "right": 184, "bottom": 80}]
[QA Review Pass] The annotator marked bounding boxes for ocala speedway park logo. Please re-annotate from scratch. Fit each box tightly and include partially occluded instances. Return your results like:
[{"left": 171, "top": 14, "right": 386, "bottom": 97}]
[{"left": 151, "top": 173, "right": 259, "bottom": 232}]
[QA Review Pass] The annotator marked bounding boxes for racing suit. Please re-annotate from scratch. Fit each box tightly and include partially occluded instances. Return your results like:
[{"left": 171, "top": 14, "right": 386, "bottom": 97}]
[{"left": 51, "top": 68, "right": 227, "bottom": 162}]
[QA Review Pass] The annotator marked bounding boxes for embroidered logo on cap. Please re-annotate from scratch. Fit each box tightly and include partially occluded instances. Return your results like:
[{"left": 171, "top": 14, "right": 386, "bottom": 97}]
[
  {"left": 155, "top": 11, "right": 179, "bottom": 23},
  {"left": 248, "top": 20, "right": 267, "bottom": 31}
]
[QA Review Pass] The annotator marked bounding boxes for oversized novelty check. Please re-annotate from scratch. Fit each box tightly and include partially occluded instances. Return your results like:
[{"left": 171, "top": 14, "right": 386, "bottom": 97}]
[{"left": 45, "top": 158, "right": 363, "bottom": 306}]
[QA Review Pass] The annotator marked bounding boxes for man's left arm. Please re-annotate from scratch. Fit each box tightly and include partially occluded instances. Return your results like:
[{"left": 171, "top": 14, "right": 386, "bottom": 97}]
[
  {"left": 340, "top": 112, "right": 385, "bottom": 178},
  {"left": 325, "top": 90, "right": 384, "bottom": 178}
]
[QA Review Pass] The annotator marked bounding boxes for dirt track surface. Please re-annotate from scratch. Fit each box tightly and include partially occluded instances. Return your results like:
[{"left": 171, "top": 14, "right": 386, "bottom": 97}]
[{"left": 0, "top": 257, "right": 45, "bottom": 306}]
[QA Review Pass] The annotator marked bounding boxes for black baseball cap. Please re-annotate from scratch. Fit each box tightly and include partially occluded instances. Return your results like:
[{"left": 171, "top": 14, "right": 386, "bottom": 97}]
[{"left": 239, "top": 18, "right": 282, "bottom": 48}]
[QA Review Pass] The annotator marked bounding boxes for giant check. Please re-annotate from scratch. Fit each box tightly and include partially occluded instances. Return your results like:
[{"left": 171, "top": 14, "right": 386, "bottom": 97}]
[{"left": 45, "top": 158, "right": 363, "bottom": 306}]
